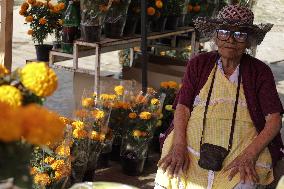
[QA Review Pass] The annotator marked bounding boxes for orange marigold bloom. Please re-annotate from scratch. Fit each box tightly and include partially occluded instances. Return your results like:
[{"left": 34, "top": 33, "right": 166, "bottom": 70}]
[
  {"left": 147, "top": 7, "right": 156, "bottom": 16},
  {"left": 155, "top": 0, "right": 163, "bottom": 8},
  {"left": 39, "top": 18, "right": 47, "bottom": 25},
  {"left": 27, "top": 0, "right": 36, "bottom": 5},
  {"left": 27, "top": 29, "right": 33, "bottom": 35},
  {"left": 58, "top": 2, "right": 65, "bottom": 10},
  {"left": 19, "top": 9, "right": 26, "bottom": 16},
  {"left": 21, "top": 2, "right": 29, "bottom": 10},
  {"left": 128, "top": 112, "right": 137, "bottom": 119},
  {"left": 25, "top": 15, "right": 33, "bottom": 22}
]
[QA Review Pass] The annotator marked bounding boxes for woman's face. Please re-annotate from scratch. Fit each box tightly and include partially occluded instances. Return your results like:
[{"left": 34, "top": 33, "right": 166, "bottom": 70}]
[{"left": 215, "top": 27, "right": 250, "bottom": 59}]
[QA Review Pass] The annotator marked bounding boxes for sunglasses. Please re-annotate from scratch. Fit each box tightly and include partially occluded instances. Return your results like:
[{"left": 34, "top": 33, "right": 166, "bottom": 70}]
[{"left": 216, "top": 29, "right": 248, "bottom": 43}]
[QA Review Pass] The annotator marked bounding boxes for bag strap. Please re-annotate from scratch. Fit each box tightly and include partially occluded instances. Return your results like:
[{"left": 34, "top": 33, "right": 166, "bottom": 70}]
[{"left": 200, "top": 62, "right": 242, "bottom": 152}]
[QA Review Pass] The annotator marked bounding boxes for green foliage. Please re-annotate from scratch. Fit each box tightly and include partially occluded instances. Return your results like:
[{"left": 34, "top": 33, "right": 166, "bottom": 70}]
[{"left": 167, "top": 0, "right": 189, "bottom": 16}]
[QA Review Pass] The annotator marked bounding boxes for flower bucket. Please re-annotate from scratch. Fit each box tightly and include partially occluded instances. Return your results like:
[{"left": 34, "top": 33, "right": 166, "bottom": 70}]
[
  {"left": 121, "top": 152, "right": 146, "bottom": 176},
  {"left": 165, "top": 16, "right": 179, "bottom": 30},
  {"left": 151, "top": 16, "right": 168, "bottom": 32},
  {"left": 123, "top": 16, "right": 139, "bottom": 36},
  {"left": 178, "top": 14, "right": 186, "bottom": 27},
  {"left": 104, "top": 16, "right": 127, "bottom": 38},
  {"left": 81, "top": 24, "right": 102, "bottom": 42},
  {"left": 35, "top": 44, "right": 53, "bottom": 62}
]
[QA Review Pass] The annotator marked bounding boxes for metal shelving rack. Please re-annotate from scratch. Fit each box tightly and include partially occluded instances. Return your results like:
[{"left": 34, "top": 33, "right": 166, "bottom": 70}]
[{"left": 49, "top": 26, "right": 197, "bottom": 93}]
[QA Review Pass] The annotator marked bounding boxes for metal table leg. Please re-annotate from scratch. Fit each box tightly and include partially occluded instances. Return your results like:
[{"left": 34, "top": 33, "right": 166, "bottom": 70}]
[{"left": 95, "top": 44, "right": 101, "bottom": 94}]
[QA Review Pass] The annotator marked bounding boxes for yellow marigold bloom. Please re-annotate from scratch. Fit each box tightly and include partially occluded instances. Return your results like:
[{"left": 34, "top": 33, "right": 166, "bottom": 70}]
[
  {"left": 160, "top": 81, "right": 169, "bottom": 88},
  {"left": 114, "top": 85, "right": 124, "bottom": 96},
  {"left": 55, "top": 145, "right": 70, "bottom": 157},
  {"left": 81, "top": 97, "right": 94, "bottom": 108},
  {"left": 27, "top": 0, "right": 36, "bottom": 5},
  {"left": 155, "top": 0, "right": 163, "bottom": 8},
  {"left": 89, "top": 130, "right": 99, "bottom": 140},
  {"left": 19, "top": 9, "right": 26, "bottom": 16},
  {"left": 128, "top": 112, "right": 137, "bottom": 119},
  {"left": 151, "top": 98, "right": 160, "bottom": 105},
  {"left": 25, "top": 15, "right": 33, "bottom": 22},
  {"left": 0, "top": 64, "right": 9, "bottom": 76},
  {"left": 168, "top": 81, "right": 178, "bottom": 89},
  {"left": 44, "top": 156, "right": 55, "bottom": 164},
  {"left": 54, "top": 163, "right": 71, "bottom": 180},
  {"left": 0, "top": 102, "right": 22, "bottom": 142},
  {"left": 21, "top": 104, "right": 65, "bottom": 145},
  {"left": 58, "top": 2, "right": 65, "bottom": 10},
  {"left": 39, "top": 18, "right": 47, "bottom": 25},
  {"left": 71, "top": 121, "right": 84, "bottom": 130},
  {"left": 99, "top": 133, "right": 106, "bottom": 142},
  {"left": 139, "top": 111, "right": 152, "bottom": 120},
  {"left": 21, "top": 2, "right": 29, "bottom": 10},
  {"left": 53, "top": 5, "right": 61, "bottom": 13},
  {"left": 100, "top": 94, "right": 117, "bottom": 101},
  {"left": 92, "top": 109, "right": 105, "bottom": 120},
  {"left": 73, "top": 129, "right": 87, "bottom": 139},
  {"left": 165, "top": 105, "right": 173, "bottom": 111},
  {"left": 59, "top": 116, "right": 71, "bottom": 125},
  {"left": 147, "top": 87, "right": 156, "bottom": 95},
  {"left": 0, "top": 85, "right": 22, "bottom": 106},
  {"left": 30, "top": 167, "right": 38, "bottom": 175},
  {"left": 74, "top": 109, "right": 89, "bottom": 118},
  {"left": 34, "top": 173, "right": 51, "bottom": 186},
  {"left": 133, "top": 130, "right": 142, "bottom": 137},
  {"left": 20, "top": 62, "right": 58, "bottom": 97},
  {"left": 51, "top": 160, "right": 65, "bottom": 171}
]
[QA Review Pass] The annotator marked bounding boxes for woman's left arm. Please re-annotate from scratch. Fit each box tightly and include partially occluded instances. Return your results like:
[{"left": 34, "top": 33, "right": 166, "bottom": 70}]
[{"left": 224, "top": 113, "right": 282, "bottom": 184}]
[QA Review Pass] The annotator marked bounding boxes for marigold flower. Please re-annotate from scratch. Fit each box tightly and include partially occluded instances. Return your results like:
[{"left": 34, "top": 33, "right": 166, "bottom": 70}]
[
  {"left": 30, "top": 167, "right": 38, "bottom": 175},
  {"left": 147, "top": 7, "right": 156, "bottom": 16},
  {"left": 155, "top": 0, "right": 163, "bottom": 8},
  {"left": 81, "top": 97, "right": 94, "bottom": 108},
  {"left": 55, "top": 145, "right": 70, "bottom": 157},
  {"left": 89, "top": 130, "right": 99, "bottom": 140},
  {"left": 133, "top": 130, "right": 142, "bottom": 137},
  {"left": 0, "top": 85, "right": 22, "bottom": 106},
  {"left": 39, "top": 18, "right": 47, "bottom": 25},
  {"left": 71, "top": 121, "right": 85, "bottom": 130},
  {"left": 51, "top": 160, "right": 65, "bottom": 170},
  {"left": 59, "top": 116, "right": 71, "bottom": 125},
  {"left": 52, "top": 5, "right": 61, "bottom": 13},
  {"left": 58, "top": 19, "right": 64, "bottom": 25},
  {"left": 151, "top": 98, "right": 160, "bottom": 105},
  {"left": 21, "top": 2, "right": 29, "bottom": 10},
  {"left": 25, "top": 15, "right": 33, "bottom": 22},
  {"left": 114, "top": 85, "right": 124, "bottom": 96},
  {"left": 0, "top": 103, "right": 22, "bottom": 142},
  {"left": 92, "top": 109, "right": 105, "bottom": 120},
  {"left": 35, "top": 1, "right": 43, "bottom": 7},
  {"left": 99, "top": 133, "right": 106, "bottom": 142},
  {"left": 34, "top": 173, "right": 51, "bottom": 186},
  {"left": 27, "top": 0, "right": 36, "bottom": 5},
  {"left": 73, "top": 129, "right": 87, "bottom": 139},
  {"left": 54, "top": 163, "right": 71, "bottom": 180},
  {"left": 20, "top": 62, "right": 58, "bottom": 97},
  {"left": 19, "top": 9, "right": 26, "bottom": 16},
  {"left": 58, "top": 2, "right": 65, "bottom": 10},
  {"left": 160, "top": 81, "right": 168, "bottom": 88},
  {"left": 168, "top": 81, "right": 178, "bottom": 89},
  {"left": 100, "top": 94, "right": 117, "bottom": 101},
  {"left": 139, "top": 111, "right": 152, "bottom": 120},
  {"left": 75, "top": 109, "right": 89, "bottom": 118},
  {"left": 128, "top": 112, "right": 137, "bottom": 119},
  {"left": 0, "top": 64, "right": 9, "bottom": 76},
  {"left": 44, "top": 156, "right": 55, "bottom": 164},
  {"left": 27, "top": 29, "right": 33, "bottom": 35},
  {"left": 21, "top": 104, "right": 65, "bottom": 145}
]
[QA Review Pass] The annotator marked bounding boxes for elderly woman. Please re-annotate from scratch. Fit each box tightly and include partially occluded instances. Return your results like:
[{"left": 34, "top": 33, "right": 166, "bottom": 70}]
[{"left": 155, "top": 4, "right": 284, "bottom": 189}]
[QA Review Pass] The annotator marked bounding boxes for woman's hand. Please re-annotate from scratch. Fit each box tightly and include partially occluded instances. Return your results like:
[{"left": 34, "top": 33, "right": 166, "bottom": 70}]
[
  {"left": 224, "top": 148, "right": 259, "bottom": 184},
  {"left": 157, "top": 143, "right": 189, "bottom": 178}
]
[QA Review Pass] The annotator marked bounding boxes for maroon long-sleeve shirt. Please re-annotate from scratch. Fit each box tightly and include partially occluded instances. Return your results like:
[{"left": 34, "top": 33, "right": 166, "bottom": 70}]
[{"left": 165, "top": 51, "right": 284, "bottom": 167}]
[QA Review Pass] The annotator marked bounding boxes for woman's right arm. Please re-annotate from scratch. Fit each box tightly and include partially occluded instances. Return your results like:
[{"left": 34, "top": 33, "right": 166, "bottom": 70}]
[{"left": 157, "top": 103, "right": 190, "bottom": 178}]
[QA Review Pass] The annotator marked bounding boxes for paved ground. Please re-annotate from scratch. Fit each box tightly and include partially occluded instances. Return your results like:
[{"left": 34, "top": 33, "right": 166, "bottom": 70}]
[{"left": 6, "top": 0, "right": 284, "bottom": 188}]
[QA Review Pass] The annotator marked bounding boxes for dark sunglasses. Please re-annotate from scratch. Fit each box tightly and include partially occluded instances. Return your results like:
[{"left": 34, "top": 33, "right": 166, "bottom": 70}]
[{"left": 216, "top": 29, "right": 248, "bottom": 43}]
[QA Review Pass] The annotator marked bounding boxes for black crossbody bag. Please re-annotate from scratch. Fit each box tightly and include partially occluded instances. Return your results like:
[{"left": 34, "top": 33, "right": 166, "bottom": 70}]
[{"left": 198, "top": 63, "right": 242, "bottom": 171}]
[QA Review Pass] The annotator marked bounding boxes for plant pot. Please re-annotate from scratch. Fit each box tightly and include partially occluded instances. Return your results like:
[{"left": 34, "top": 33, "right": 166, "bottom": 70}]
[
  {"left": 178, "top": 14, "right": 186, "bottom": 27},
  {"left": 104, "top": 15, "right": 128, "bottom": 38},
  {"left": 110, "top": 143, "right": 121, "bottom": 161},
  {"left": 151, "top": 17, "right": 168, "bottom": 32},
  {"left": 165, "top": 16, "right": 179, "bottom": 30},
  {"left": 81, "top": 24, "right": 102, "bottom": 42},
  {"left": 35, "top": 44, "right": 53, "bottom": 61},
  {"left": 96, "top": 152, "right": 110, "bottom": 169},
  {"left": 121, "top": 151, "right": 146, "bottom": 176},
  {"left": 124, "top": 16, "right": 139, "bottom": 36},
  {"left": 135, "top": 20, "right": 152, "bottom": 34}
]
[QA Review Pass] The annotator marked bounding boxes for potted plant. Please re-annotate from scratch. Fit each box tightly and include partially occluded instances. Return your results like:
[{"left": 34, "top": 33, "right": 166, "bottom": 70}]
[
  {"left": 148, "top": 0, "right": 169, "bottom": 32},
  {"left": 81, "top": 0, "right": 111, "bottom": 42},
  {"left": 124, "top": 0, "right": 141, "bottom": 36},
  {"left": 104, "top": 0, "right": 132, "bottom": 38},
  {"left": 19, "top": 0, "right": 66, "bottom": 61},
  {"left": 166, "top": 0, "right": 188, "bottom": 30},
  {"left": 120, "top": 89, "right": 163, "bottom": 176}
]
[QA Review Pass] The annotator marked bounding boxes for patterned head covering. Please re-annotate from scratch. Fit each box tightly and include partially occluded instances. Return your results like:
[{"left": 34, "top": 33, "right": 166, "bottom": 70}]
[{"left": 194, "top": 5, "right": 273, "bottom": 45}]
